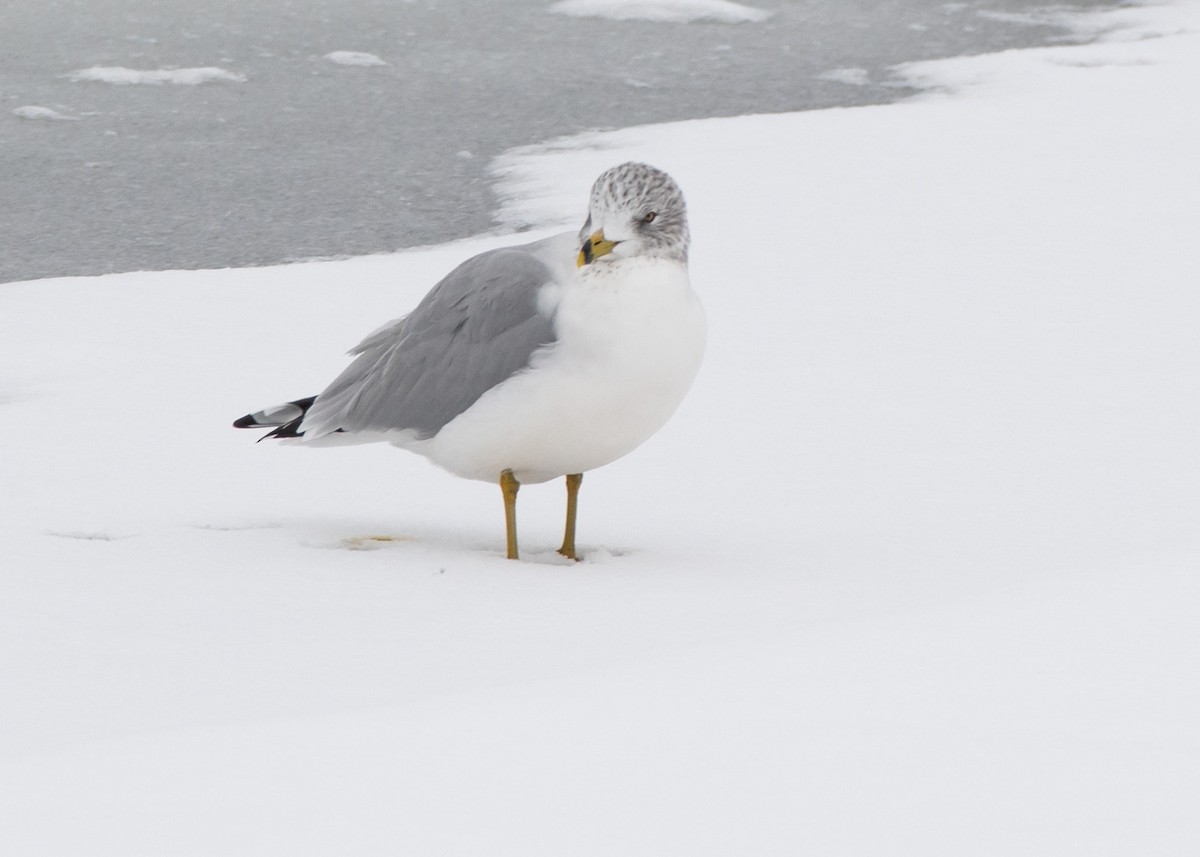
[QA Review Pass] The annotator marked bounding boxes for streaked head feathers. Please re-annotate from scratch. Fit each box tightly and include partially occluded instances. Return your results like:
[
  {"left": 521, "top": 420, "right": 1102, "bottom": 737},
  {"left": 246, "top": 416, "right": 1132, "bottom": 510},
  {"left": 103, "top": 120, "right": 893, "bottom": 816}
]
[{"left": 579, "top": 162, "right": 689, "bottom": 264}]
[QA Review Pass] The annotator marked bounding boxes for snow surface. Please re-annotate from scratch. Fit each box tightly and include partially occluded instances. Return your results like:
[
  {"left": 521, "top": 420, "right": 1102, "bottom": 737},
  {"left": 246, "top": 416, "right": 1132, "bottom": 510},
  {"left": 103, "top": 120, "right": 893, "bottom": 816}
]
[
  {"left": 323, "top": 50, "right": 389, "bottom": 67},
  {"left": 4, "top": 1, "right": 1200, "bottom": 853},
  {"left": 67, "top": 66, "right": 248, "bottom": 85},
  {"left": 548, "top": 0, "right": 771, "bottom": 24}
]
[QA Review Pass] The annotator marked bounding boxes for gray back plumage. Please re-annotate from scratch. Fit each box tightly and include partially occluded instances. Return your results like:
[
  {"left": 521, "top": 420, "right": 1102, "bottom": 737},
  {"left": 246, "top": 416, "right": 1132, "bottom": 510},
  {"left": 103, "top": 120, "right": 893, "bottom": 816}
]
[{"left": 300, "top": 238, "right": 562, "bottom": 440}]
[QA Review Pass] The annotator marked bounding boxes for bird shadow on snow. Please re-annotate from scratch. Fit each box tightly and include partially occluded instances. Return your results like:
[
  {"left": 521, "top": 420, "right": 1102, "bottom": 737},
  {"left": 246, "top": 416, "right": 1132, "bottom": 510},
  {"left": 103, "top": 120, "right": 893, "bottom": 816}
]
[
  {"left": 194, "top": 516, "right": 639, "bottom": 566},
  {"left": 306, "top": 531, "right": 639, "bottom": 566},
  {"left": 43, "top": 529, "right": 136, "bottom": 542}
]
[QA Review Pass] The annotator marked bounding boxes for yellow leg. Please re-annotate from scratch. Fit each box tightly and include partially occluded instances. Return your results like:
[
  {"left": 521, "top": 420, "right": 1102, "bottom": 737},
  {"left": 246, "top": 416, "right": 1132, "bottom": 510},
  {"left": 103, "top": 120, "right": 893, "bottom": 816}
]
[
  {"left": 558, "top": 473, "right": 583, "bottom": 561},
  {"left": 500, "top": 469, "right": 520, "bottom": 560}
]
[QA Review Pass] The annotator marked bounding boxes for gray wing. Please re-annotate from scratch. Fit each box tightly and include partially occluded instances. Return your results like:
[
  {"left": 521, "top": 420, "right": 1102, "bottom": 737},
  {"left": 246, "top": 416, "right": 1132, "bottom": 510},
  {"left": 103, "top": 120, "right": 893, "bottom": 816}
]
[{"left": 299, "top": 236, "right": 569, "bottom": 440}]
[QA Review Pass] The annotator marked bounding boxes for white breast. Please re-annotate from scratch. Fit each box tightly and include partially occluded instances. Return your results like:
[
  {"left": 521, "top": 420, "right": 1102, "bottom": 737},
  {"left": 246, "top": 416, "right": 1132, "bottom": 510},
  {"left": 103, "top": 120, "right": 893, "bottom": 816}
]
[{"left": 417, "top": 257, "right": 706, "bottom": 484}]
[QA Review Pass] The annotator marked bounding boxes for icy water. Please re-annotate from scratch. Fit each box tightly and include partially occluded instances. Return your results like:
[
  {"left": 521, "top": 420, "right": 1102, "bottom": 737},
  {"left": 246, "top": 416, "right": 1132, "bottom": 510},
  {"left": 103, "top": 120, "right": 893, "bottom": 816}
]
[{"left": 2, "top": 0, "right": 1110, "bottom": 283}]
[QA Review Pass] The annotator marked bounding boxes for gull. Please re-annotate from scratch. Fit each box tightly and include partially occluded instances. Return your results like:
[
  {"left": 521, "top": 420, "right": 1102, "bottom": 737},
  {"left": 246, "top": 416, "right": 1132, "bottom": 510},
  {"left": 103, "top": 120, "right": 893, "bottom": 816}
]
[{"left": 234, "top": 162, "right": 705, "bottom": 560}]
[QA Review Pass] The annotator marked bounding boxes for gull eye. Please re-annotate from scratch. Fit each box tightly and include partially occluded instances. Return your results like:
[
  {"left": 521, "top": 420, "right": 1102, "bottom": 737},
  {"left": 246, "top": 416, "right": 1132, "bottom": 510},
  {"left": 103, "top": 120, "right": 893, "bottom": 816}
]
[{"left": 643, "top": 211, "right": 657, "bottom": 223}]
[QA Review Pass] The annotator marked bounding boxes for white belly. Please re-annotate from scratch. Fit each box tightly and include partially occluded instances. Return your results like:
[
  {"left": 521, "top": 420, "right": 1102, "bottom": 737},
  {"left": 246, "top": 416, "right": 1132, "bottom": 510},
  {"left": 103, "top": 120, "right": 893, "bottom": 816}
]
[{"left": 412, "top": 258, "right": 706, "bottom": 484}]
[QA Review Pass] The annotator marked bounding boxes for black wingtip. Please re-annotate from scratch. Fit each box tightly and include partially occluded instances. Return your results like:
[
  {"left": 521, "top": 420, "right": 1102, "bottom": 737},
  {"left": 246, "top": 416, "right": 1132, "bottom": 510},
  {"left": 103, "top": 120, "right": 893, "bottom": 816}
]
[
  {"left": 232, "top": 395, "right": 319, "bottom": 434},
  {"left": 261, "top": 419, "right": 306, "bottom": 440}
]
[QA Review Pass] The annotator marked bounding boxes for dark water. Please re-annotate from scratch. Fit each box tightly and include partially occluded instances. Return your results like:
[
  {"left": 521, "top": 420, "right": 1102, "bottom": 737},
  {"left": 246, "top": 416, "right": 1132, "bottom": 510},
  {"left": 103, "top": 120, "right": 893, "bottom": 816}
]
[{"left": 1, "top": 0, "right": 1110, "bottom": 283}]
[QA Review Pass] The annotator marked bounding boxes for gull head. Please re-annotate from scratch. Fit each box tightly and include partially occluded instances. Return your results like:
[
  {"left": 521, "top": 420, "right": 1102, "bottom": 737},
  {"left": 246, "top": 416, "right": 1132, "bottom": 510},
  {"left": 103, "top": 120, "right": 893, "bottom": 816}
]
[{"left": 577, "top": 162, "right": 689, "bottom": 268}]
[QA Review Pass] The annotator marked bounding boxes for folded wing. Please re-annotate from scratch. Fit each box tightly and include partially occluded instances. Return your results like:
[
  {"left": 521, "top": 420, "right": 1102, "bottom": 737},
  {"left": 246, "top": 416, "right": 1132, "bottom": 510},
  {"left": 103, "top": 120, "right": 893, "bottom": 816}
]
[{"left": 297, "top": 239, "right": 564, "bottom": 441}]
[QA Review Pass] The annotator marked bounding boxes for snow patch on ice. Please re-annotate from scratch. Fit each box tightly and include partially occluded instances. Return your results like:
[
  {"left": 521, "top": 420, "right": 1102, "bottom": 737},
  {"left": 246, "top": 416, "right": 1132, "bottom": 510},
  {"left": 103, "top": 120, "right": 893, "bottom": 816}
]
[
  {"left": 67, "top": 66, "right": 247, "bottom": 85},
  {"left": 818, "top": 67, "right": 871, "bottom": 86},
  {"left": 976, "top": 6, "right": 1098, "bottom": 39},
  {"left": 13, "top": 105, "right": 80, "bottom": 121},
  {"left": 549, "top": 0, "right": 770, "bottom": 24},
  {"left": 975, "top": 4, "right": 1172, "bottom": 42},
  {"left": 323, "top": 51, "right": 388, "bottom": 67}
]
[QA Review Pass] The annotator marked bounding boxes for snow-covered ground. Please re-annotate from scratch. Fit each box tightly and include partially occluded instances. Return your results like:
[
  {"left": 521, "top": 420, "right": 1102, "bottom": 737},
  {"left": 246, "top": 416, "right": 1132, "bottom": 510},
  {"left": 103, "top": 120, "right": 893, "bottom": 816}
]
[{"left": 2, "top": 1, "right": 1198, "bottom": 853}]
